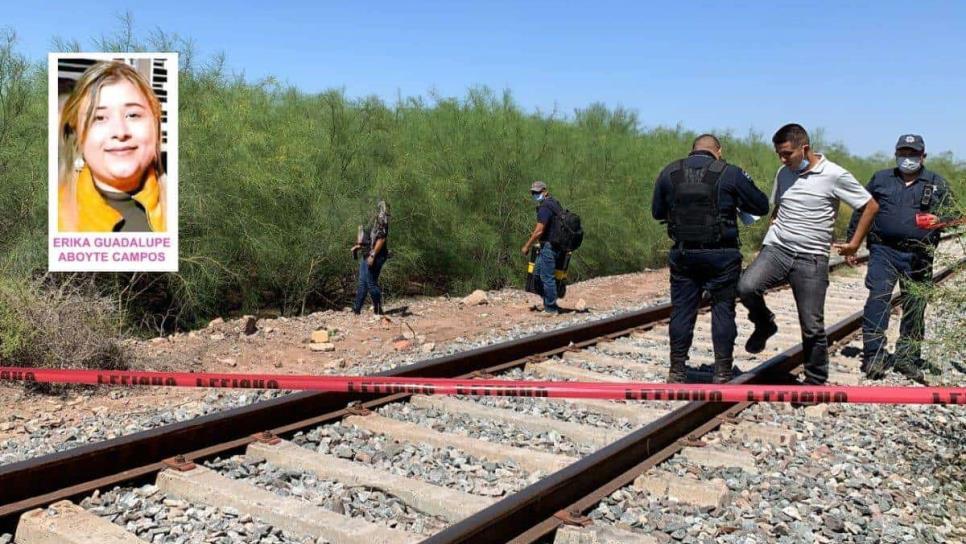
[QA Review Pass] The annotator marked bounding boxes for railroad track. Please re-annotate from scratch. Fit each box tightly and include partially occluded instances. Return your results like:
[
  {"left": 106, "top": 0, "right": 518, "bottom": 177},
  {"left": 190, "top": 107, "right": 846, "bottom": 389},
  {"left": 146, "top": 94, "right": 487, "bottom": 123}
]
[{"left": 1, "top": 238, "right": 963, "bottom": 543}]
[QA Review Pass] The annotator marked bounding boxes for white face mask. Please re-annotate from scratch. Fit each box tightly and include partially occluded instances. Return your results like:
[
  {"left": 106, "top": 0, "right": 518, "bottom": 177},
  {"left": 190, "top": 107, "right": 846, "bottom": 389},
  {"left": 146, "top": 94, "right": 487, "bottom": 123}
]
[{"left": 896, "top": 156, "right": 922, "bottom": 174}]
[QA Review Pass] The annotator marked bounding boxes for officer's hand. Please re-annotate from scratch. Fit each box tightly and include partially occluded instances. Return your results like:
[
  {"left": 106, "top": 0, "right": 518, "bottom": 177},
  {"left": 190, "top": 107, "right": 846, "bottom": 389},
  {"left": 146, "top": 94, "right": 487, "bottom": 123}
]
[
  {"left": 521, "top": 245, "right": 530, "bottom": 256},
  {"left": 845, "top": 255, "right": 859, "bottom": 267},
  {"left": 350, "top": 244, "right": 361, "bottom": 254},
  {"left": 832, "top": 242, "right": 859, "bottom": 256},
  {"left": 366, "top": 255, "right": 375, "bottom": 267}
]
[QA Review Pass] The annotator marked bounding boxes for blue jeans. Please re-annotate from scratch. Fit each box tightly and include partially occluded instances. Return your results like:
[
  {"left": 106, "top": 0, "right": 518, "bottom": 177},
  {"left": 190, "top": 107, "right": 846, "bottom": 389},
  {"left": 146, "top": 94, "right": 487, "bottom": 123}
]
[
  {"left": 668, "top": 248, "right": 742, "bottom": 364},
  {"left": 353, "top": 253, "right": 387, "bottom": 312},
  {"left": 862, "top": 244, "right": 933, "bottom": 366},
  {"left": 536, "top": 243, "right": 559, "bottom": 309},
  {"left": 738, "top": 245, "right": 830, "bottom": 384}
]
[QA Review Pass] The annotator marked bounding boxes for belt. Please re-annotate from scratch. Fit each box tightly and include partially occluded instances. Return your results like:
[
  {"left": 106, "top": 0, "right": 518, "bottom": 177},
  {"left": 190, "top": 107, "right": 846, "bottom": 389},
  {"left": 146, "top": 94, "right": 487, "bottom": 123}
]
[{"left": 675, "top": 240, "right": 739, "bottom": 250}]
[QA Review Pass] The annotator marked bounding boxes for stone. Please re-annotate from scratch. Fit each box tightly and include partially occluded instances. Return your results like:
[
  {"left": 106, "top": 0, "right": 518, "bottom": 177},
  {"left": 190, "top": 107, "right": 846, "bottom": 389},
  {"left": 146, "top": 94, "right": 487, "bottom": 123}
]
[
  {"left": 309, "top": 343, "right": 335, "bottom": 352},
  {"left": 311, "top": 330, "right": 331, "bottom": 343},
  {"left": 461, "top": 290, "right": 489, "bottom": 306},
  {"left": 804, "top": 404, "right": 830, "bottom": 420},
  {"left": 393, "top": 339, "right": 413, "bottom": 351},
  {"left": 421, "top": 342, "right": 436, "bottom": 353},
  {"left": 242, "top": 316, "right": 258, "bottom": 335},
  {"left": 207, "top": 317, "right": 224, "bottom": 328}
]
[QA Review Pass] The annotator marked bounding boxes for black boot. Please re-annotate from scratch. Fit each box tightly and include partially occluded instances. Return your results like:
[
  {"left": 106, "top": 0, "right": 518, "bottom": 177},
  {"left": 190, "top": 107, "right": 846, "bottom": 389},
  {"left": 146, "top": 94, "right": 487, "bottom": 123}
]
[
  {"left": 745, "top": 319, "right": 778, "bottom": 354},
  {"left": 667, "top": 357, "right": 688, "bottom": 384},
  {"left": 373, "top": 300, "right": 384, "bottom": 315},
  {"left": 712, "top": 357, "right": 734, "bottom": 384},
  {"left": 864, "top": 352, "right": 892, "bottom": 380}
]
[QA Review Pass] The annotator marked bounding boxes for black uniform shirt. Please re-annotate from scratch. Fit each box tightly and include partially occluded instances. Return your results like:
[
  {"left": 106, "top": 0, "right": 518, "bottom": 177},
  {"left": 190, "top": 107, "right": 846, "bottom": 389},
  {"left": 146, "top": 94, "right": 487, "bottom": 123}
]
[{"left": 847, "top": 167, "right": 954, "bottom": 245}]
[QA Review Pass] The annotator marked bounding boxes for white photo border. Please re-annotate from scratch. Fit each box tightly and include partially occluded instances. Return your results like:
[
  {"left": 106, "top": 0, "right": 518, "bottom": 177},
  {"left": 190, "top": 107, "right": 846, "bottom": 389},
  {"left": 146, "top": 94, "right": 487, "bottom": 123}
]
[{"left": 47, "top": 52, "right": 179, "bottom": 272}]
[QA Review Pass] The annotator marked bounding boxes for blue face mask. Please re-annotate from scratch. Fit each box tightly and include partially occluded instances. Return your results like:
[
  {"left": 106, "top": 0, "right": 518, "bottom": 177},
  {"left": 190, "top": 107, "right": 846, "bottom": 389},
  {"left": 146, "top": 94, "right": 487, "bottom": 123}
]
[
  {"left": 797, "top": 158, "right": 810, "bottom": 172},
  {"left": 532, "top": 193, "right": 544, "bottom": 202}
]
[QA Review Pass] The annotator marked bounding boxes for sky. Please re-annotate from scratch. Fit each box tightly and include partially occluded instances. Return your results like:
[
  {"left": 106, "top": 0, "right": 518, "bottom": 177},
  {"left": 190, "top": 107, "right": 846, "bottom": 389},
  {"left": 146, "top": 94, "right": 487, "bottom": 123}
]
[{"left": 6, "top": 0, "right": 966, "bottom": 158}]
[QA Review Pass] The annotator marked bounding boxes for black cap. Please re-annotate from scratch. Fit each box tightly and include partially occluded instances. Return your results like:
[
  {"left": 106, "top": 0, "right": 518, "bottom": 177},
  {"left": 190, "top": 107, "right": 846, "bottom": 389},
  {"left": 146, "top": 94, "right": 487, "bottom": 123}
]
[{"left": 895, "top": 134, "right": 925, "bottom": 153}]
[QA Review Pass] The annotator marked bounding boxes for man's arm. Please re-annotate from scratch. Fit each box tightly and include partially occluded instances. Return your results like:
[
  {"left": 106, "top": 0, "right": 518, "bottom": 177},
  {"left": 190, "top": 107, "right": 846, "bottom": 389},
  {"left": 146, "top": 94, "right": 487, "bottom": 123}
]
[
  {"left": 732, "top": 168, "right": 770, "bottom": 216},
  {"left": 832, "top": 170, "right": 878, "bottom": 256},
  {"left": 846, "top": 174, "right": 877, "bottom": 242},
  {"left": 833, "top": 197, "right": 879, "bottom": 256},
  {"left": 651, "top": 171, "right": 669, "bottom": 221},
  {"left": 366, "top": 237, "right": 386, "bottom": 265},
  {"left": 521, "top": 223, "right": 545, "bottom": 255}
]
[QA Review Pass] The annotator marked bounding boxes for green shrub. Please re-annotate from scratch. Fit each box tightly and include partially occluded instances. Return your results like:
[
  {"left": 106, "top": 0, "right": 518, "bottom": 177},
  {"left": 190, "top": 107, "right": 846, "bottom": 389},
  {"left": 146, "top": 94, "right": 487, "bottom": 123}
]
[
  {"left": 1, "top": 25, "right": 963, "bottom": 331},
  {"left": 0, "top": 277, "right": 129, "bottom": 377}
]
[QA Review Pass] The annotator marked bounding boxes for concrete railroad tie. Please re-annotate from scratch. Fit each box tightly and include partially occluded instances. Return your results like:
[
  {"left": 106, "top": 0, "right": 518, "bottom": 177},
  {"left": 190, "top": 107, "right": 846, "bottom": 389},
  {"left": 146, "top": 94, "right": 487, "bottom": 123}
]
[
  {"left": 246, "top": 439, "right": 494, "bottom": 522},
  {"left": 411, "top": 395, "right": 626, "bottom": 448},
  {"left": 156, "top": 464, "right": 419, "bottom": 544},
  {"left": 634, "top": 470, "right": 730, "bottom": 509},
  {"left": 555, "top": 524, "right": 658, "bottom": 544},
  {"left": 345, "top": 413, "right": 577, "bottom": 474},
  {"left": 16, "top": 500, "right": 147, "bottom": 544}
]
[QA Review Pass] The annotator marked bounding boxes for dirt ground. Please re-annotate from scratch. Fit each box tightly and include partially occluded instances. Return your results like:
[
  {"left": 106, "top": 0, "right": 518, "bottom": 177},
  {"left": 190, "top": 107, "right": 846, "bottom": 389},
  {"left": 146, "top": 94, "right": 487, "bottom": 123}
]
[{"left": 0, "top": 268, "right": 670, "bottom": 443}]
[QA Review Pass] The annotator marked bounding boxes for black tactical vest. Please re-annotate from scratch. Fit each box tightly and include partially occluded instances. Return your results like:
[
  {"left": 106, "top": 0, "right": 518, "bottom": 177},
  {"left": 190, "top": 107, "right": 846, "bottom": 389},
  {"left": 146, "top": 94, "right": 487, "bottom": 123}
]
[{"left": 667, "top": 159, "right": 727, "bottom": 245}]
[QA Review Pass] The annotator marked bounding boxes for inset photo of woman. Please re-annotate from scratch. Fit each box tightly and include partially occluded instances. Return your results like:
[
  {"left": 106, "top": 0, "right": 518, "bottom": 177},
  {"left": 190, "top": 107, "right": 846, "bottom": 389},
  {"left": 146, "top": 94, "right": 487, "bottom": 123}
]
[{"left": 48, "top": 53, "right": 178, "bottom": 272}]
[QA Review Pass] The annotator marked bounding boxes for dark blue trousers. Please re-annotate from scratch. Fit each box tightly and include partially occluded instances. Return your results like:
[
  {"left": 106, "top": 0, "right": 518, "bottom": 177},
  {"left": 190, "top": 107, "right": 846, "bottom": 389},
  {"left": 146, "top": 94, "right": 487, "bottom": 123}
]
[
  {"left": 668, "top": 248, "right": 742, "bottom": 363},
  {"left": 862, "top": 244, "right": 933, "bottom": 366},
  {"left": 535, "top": 243, "right": 559, "bottom": 310},
  {"left": 353, "top": 253, "right": 387, "bottom": 313}
]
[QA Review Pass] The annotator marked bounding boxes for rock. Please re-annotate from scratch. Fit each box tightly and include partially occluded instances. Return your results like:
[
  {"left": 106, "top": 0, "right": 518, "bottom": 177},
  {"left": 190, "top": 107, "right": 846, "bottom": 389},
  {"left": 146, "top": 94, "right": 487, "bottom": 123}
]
[
  {"left": 208, "top": 317, "right": 224, "bottom": 328},
  {"left": 309, "top": 343, "right": 335, "bottom": 352},
  {"left": 393, "top": 339, "right": 413, "bottom": 351},
  {"left": 242, "top": 316, "right": 258, "bottom": 335},
  {"left": 782, "top": 505, "right": 802, "bottom": 521},
  {"left": 421, "top": 342, "right": 436, "bottom": 353},
  {"left": 804, "top": 404, "right": 829, "bottom": 420},
  {"left": 311, "top": 330, "right": 331, "bottom": 343},
  {"left": 209, "top": 333, "right": 226, "bottom": 341},
  {"left": 461, "top": 290, "right": 488, "bottom": 306},
  {"left": 218, "top": 357, "right": 238, "bottom": 368},
  {"left": 574, "top": 298, "right": 588, "bottom": 311}
]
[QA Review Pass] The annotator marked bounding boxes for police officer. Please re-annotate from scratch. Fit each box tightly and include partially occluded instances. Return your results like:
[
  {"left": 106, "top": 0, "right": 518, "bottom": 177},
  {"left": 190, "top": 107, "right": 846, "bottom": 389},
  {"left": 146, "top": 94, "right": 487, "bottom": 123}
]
[
  {"left": 652, "top": 134, "right": 770, "bottom": 383},
  {"left": 847, "top": 134, "right": 956, "bottom": 383}
]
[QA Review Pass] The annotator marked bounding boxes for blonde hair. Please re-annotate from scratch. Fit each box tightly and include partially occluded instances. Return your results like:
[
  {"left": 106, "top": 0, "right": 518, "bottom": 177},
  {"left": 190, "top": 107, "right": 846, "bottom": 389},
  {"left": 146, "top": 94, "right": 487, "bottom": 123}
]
[{"left": 58, "top": 61, "right": 165, "bottom": 229}]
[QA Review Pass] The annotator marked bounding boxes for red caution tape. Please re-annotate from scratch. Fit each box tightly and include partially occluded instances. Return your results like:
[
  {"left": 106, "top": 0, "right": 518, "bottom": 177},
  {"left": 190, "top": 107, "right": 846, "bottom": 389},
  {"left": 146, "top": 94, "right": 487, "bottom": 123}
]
[{"left": 2, "top": 366, "right": 964, "bottom": 405}]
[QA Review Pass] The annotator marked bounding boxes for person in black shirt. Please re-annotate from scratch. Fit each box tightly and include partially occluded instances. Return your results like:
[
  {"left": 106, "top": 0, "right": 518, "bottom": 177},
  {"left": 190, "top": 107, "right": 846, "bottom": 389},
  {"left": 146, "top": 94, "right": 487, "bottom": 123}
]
[
  {"left": 652, "top": 134, "right": 770, "bottom": 383},
  {"left": 521, "top": 181, "right": 563, "bottom": 314},
  {"left": 846, "top": 134, "right": 956, "bottom": 382}
]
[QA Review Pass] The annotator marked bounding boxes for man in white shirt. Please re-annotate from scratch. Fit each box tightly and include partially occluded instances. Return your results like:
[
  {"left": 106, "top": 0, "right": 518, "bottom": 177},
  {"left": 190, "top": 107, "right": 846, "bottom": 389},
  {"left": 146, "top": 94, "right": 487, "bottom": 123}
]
[{"left": 737, "top": 124, "right": 879, "bottom": 385}]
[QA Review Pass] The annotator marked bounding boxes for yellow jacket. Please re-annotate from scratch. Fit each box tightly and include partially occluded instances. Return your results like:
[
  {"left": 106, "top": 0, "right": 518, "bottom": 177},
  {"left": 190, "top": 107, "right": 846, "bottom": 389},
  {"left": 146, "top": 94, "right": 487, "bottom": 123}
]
[{"left": 58, "top": 166, "right": 165, "bottom": 232}]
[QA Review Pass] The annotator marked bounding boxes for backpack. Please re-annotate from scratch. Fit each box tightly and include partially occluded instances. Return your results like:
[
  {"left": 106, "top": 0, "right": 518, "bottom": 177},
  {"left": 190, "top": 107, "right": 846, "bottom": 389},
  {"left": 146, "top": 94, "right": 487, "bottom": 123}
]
[
  {"left": 544, "top": 197, "right": 584, "bottom": 252},
  {"left": 666, "top": 159, "right": 728, "bottom": 244}
]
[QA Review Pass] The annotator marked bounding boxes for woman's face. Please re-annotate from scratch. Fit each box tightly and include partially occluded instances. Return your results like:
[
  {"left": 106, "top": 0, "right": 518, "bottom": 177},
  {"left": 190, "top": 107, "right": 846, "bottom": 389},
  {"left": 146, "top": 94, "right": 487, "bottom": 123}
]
[{"left": 80, "top": 78, "right": 157, "bottom": 192}]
